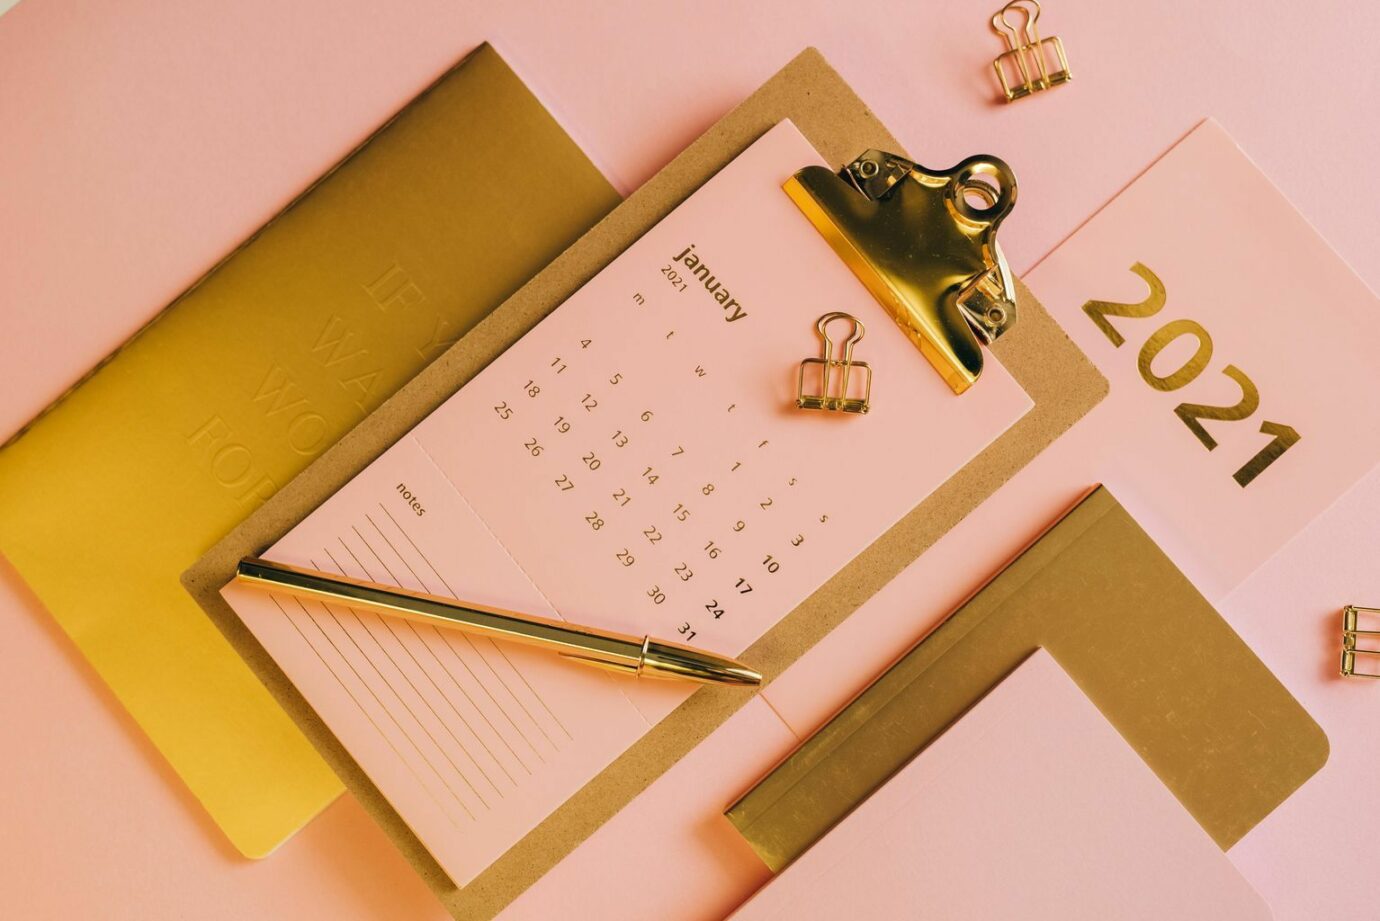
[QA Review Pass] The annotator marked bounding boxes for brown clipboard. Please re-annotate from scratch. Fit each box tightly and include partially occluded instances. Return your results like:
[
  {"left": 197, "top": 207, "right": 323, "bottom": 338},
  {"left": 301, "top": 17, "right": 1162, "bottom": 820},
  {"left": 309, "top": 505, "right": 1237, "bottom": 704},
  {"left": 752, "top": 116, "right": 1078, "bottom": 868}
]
[{"left": 183, "top": 47, "right": 1107, "bottom": 919}]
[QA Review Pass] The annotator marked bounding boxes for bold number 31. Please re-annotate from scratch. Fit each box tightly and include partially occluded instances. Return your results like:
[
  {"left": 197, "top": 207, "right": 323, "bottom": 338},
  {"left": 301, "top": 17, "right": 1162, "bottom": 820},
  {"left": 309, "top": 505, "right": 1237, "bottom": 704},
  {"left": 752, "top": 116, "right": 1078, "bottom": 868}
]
[{"left": 1082, "top": 262, "right": 1299, "bottom": 488}]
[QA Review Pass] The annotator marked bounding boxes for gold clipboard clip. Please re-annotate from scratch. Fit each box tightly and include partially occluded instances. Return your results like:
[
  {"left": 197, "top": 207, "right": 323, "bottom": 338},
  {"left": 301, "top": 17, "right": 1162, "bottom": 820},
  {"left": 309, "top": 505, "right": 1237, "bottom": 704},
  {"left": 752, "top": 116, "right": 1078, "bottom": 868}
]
[
  {"left": 1341, "top": 605, "right": 1380, "bottom": 678},
  {"left": 785, "top": 149, "right": 1018, "bottom": 394},
  {"left": 991, "top": 0, "right": 1072, "bottom": 102},
  {"left": 796, "top": 312, "right": 872, "bottom": 414}
]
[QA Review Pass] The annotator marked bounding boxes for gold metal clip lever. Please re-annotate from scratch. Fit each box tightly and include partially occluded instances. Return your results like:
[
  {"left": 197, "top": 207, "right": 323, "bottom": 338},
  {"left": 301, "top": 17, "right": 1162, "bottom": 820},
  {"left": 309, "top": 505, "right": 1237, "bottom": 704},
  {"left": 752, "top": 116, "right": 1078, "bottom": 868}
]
[
  {"left": 796, "top": 312, "right": 872, "bottom": 414},
  {"left": 785, "top": 149, "right": 1018, "bottom": 394},
  {"left": 991, "top": 0, "right": 1072, "bottom": 102}
]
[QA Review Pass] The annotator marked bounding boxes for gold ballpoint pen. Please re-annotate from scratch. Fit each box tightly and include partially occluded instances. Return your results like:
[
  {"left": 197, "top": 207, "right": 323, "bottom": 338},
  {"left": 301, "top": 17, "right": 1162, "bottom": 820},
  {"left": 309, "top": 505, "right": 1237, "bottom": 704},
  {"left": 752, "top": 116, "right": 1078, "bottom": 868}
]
[{"left": 236, "top": 557, "right": 761, "bottom": 687}]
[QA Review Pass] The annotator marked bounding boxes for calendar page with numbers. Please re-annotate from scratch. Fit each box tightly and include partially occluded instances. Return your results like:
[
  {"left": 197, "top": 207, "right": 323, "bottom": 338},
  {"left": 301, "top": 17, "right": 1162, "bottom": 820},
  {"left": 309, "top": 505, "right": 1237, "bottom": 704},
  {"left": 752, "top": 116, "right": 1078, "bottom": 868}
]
[{"left": 221, "top": 120, "right": 1031, "bottom": 885}]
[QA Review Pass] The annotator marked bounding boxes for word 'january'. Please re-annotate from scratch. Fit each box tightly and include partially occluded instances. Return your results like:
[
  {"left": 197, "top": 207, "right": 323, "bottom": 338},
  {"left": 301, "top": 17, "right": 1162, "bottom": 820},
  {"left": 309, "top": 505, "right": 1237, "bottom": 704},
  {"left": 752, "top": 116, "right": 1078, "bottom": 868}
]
[{"left": 672, "top": 244, "right": 748, "bottom": 323}]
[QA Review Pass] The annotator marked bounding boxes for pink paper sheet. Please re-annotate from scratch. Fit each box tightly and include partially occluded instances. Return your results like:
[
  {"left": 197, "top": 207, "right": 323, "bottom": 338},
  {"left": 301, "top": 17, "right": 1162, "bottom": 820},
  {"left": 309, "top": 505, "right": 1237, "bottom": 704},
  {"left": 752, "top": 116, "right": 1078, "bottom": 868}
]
[
  {"left": 1025, "top": 119, "right": 1380, "bottom": 600},
  {"left": 730, "top": 650, "right": 1273, "bottom": 921}
]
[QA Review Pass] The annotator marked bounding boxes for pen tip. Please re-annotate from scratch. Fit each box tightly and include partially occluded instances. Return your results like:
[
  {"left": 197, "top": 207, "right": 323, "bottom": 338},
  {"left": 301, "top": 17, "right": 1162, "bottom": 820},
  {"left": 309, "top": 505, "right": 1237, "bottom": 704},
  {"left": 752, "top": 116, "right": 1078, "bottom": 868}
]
[{"left": 642, "top": 640, "right": 762, "bottom": 687}]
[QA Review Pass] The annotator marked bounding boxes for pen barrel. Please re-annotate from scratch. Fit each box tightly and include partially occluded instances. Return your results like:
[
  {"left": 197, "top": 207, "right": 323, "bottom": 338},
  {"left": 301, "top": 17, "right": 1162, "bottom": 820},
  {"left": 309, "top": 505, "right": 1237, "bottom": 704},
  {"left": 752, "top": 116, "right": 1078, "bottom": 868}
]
[
  {"left": 237, "top": 557, "right": 759, "bottom": 686},
  {"left": 237, "top": 558, "right": 646, "bottom": 668}
]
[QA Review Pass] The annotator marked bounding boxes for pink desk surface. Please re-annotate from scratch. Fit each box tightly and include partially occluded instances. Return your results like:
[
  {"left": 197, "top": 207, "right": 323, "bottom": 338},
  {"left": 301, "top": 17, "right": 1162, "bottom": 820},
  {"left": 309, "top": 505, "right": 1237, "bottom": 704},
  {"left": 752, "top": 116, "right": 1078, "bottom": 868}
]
[{"left": 2, "top": 1, "right": 1376, "bottom": 919}]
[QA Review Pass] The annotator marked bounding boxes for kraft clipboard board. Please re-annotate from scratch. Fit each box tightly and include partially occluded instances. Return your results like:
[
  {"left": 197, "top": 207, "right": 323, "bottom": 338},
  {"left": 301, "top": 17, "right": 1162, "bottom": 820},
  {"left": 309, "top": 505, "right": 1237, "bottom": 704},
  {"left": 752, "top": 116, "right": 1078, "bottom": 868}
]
[{"left": 183, "top": 48, "right": 1107, "bottom": 918}]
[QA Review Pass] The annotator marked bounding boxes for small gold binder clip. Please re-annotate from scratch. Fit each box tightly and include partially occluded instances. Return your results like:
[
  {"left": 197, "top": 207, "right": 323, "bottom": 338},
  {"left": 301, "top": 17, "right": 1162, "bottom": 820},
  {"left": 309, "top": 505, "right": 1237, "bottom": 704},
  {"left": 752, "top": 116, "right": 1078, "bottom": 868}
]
[
  {"left": 785, "top": 150, "right": 1018, "bottom": 394},
  {"left": 1341, "top": 605, "right": 1380, "bottom": 678},
  {"left": 796, "top": 312, "right": 872, "bottom": 414},
  {"left": 991, "top": 0, "right": 1072, "bottom": 102}
]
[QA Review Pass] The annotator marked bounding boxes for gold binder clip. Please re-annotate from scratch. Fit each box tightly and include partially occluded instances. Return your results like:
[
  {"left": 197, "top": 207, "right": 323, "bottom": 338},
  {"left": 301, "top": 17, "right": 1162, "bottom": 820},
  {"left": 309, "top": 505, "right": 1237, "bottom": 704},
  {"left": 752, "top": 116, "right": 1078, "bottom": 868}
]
[
  {"left": 1341, "top": 605, "right": 1380, "bottom": 678},
  {"left": 991, "top": 0, "right": 1072, "bottom": 102},
  {"left": 785, "top": 150, "right": 1017, "bottom": 394},
  {"left": 796, "top": 312, "right": 872, "bottom": 414}
]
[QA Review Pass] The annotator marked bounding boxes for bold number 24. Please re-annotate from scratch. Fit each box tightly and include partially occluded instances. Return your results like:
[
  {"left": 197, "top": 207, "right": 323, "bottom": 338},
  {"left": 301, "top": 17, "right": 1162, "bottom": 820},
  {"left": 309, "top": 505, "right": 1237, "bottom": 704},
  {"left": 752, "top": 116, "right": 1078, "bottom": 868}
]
[{"left": 1082, "top": 262, "right": 1299, "bottom": 488}]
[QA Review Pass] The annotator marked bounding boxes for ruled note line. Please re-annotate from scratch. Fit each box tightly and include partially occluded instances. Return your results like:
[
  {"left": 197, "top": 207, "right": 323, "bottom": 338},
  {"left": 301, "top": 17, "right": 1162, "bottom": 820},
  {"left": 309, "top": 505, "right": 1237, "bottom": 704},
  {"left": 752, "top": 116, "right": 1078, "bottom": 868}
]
[
  {"left": 277, "top": 593, "right": 476, "bottom": 824},
  {"left": 378, "top": 501, "right": 575, "bottom": 744},
  {"left": 353, "top": 521, "right": 526, "bottom": 786},
  {"left": 318, "top": 549, "right": 491, "bottom": 812}
]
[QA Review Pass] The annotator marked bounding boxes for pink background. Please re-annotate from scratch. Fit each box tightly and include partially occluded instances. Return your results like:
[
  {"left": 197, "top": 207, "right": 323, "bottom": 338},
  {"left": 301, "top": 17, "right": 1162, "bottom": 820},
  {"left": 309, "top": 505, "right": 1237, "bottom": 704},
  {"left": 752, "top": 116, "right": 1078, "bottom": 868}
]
[{"left": 2, "top": 1, "right": 1376, "bottom": 919}]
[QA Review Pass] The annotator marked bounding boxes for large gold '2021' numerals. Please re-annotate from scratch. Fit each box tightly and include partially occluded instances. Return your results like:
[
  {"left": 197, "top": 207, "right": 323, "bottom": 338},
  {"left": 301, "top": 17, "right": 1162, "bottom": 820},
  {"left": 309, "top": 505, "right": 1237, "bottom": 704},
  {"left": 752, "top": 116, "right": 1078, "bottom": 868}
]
[{"left": 1082, "top": 263, "right": 1299, "bottom": 487}]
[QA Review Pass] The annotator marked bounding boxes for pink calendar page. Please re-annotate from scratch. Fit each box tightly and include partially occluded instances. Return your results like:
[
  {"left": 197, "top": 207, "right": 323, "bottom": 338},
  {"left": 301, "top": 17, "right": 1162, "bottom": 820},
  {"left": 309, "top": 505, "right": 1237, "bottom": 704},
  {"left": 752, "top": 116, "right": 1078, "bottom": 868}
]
[{"left": 220, "top": 121, "right": 1030, "bottom": 885}]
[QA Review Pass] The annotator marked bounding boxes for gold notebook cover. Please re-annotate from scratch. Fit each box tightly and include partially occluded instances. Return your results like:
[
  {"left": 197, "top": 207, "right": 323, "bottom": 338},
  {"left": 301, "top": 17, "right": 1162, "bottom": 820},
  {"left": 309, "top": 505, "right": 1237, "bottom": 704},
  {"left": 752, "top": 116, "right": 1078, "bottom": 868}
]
[
  {"left": 0, "top": 44, "right": 618, "bottom": 858},
  {"left": 726, "top": 486, "right": 1329, "bottom": 869},
  {"left": 184, "top": 48, "right": 1107, "bottom": 918}
]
